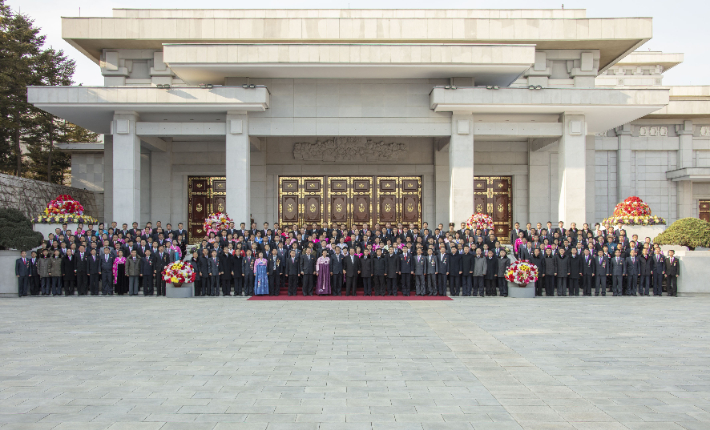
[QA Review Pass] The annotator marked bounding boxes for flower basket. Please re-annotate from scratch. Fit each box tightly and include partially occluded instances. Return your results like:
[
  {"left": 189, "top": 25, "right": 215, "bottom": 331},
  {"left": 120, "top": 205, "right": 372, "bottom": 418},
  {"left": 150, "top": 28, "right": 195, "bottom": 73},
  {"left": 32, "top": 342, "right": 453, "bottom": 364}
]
[
  {"left": 465, "top": 212, "right": 494, "bottom": 231},
  {"left": 203, "top": 212, "right": 233, "bottom": 236},
  {"left": 161, "top": 261, "right": 196, "bottom": 285},
  {"left": 505, "top": 259, "right": 539, "bottom": 287}
]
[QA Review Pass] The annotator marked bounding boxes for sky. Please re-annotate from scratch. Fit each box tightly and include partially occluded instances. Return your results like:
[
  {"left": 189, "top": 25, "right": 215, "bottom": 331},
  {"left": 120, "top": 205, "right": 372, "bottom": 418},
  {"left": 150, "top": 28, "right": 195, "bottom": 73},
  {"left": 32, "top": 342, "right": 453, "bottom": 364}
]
[{"left": 14, "top": 0, "right": 710, "bottom": 87}]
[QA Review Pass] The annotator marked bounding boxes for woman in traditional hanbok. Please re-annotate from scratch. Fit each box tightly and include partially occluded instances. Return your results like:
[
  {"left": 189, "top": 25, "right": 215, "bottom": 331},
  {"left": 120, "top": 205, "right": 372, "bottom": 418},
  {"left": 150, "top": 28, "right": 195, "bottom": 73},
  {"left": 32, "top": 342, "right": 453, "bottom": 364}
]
[
  {"left": 113, "top": 250, "right": 128, "bottom": 295},
  {"left": 316, "top": 250, "right": 331, "bottom": 295},
  {"left": 253, "top": 252, "right": 269, "bottom": 295}
]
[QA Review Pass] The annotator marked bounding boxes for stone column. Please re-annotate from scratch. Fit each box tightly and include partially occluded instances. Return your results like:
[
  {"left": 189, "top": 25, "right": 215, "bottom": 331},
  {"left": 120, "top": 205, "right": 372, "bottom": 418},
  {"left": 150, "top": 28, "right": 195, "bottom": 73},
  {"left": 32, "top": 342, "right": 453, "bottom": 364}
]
[
  {"left": 616, "top": 123, "right": 633, "bottom": 201},
  {"left": 677, "top": 120, "right": 694, "bottom": 220},
  {"left": 449, "top": 113, "right": 475, "bottom": 225},
  {"left": 677, "top": 181, "right": 694, "bottom": 219},
  {"left": 112, "top": 112, "right": 141, "bottom": 225},
  {"left": 103, "top": 135, "right": 113, "bottom": 223},
  {"left": 677, "top": 120, "right": 693, "bottom": 169},
  {"left": 558, "top": 113, "right": 587, "bottom": 224},
  {"left": 226, "top": 112, "right": 250, "bottom": 226},
  {"left": 150, "top": 145, "right": 173, "bottom": 226}
]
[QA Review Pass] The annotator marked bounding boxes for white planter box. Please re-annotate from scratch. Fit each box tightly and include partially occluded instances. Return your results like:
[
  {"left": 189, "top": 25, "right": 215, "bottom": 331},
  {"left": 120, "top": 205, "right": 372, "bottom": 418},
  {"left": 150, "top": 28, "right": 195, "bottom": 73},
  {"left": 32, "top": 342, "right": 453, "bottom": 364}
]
[
  {"left": 0, "top": 250, "right": 22, "bottom": 298},
  {"left": 668, "top": 250, "right": 710, "bottom": 294},
  {"left": 166, "top": 282, "right": 194, "bottom": 298},
  {"left": 33, "top": 223, "right": 80, "bottom": 240},
  {"left": 507, "top": 281, "right": 536, "bottom": 298},
  {"left": 622, "top": 225, "right": 666, "bottom": 242}
]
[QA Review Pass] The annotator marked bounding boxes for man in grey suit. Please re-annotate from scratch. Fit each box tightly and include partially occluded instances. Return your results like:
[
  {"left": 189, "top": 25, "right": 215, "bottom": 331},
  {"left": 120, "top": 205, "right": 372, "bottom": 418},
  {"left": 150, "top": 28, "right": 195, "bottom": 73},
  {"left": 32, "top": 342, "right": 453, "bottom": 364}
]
[
  {"left": 425, "top": 248, "right": 439, "bottom": 296},
  {"left": 413, "top": 248, "right": 426, "bottom": 296},
  {"left": 100, "top": 247, "right": 114, "bottom": 295},
  {"left": 300, "top": 248, "right": 316, "bottom": 296},
  {"left": 330, "top": 247, "right": 344, "bottom": 296},
  {"left": 125, "top": 250, "right": 141, "bottom": 295},
  {"left": 610, "top": 249, "right": 625, "bottom": 296}
]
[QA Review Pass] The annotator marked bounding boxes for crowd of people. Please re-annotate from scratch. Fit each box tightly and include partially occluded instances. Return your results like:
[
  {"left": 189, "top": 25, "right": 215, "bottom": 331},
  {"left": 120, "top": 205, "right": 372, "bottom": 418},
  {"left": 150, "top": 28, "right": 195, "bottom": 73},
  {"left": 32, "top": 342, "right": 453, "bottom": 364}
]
[{"left": 15, "top": 219, "right": 680, "bottom": 297}]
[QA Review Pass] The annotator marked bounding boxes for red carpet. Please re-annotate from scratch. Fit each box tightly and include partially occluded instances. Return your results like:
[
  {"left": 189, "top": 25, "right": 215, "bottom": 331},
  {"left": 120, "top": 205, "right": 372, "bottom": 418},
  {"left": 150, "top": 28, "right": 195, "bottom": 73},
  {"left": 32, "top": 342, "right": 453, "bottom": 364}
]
[{"left": 248, "top": 291, "right": 451, "bottom": 301}]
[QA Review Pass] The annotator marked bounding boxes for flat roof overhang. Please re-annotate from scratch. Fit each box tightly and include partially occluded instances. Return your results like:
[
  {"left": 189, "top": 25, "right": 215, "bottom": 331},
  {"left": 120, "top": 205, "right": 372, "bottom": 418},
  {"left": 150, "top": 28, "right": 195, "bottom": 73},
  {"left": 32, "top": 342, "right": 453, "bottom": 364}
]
[
  {"left": 430, "top": 87, "right": 669, "bottom": 133},
  {"left": 62, "top": 16, "right": 652, "bottom": 72},
  {"left": 27, "top": 86, "right": 270, "bottom": 134},
  {"left": 163, "top": 43, "right": 535, "bottom": 86}
]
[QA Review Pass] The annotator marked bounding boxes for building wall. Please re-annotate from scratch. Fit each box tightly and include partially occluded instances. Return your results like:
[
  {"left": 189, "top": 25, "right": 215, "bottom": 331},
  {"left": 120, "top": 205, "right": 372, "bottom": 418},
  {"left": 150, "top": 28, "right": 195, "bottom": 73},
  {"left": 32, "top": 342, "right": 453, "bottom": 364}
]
[{"left": 70, "top": 153, "right": 104, "bottom": 191}]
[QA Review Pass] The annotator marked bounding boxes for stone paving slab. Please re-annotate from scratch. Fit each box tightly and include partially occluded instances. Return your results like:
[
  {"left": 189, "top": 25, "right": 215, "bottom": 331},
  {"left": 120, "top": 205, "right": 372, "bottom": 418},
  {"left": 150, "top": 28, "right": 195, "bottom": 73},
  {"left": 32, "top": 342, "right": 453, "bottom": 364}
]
[{"left": 0, "top": 296, "right": 709, "bottom": 430}]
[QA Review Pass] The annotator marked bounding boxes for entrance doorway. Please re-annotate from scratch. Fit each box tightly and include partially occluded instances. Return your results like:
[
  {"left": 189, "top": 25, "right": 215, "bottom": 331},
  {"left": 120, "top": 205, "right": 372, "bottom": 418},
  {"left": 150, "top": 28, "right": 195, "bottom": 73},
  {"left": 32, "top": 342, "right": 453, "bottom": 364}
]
[
  {"left": 700, "top": 200, "right": 710, "bottom": 222},
  {"left": 474, "top": 176, "right": 513, "bottom": 243},
  {"left": 278, "top": 176, "right": 422, "bottom": 228},
  {"left": 187, "top": 176, "right": 226, "bottom": 244}
]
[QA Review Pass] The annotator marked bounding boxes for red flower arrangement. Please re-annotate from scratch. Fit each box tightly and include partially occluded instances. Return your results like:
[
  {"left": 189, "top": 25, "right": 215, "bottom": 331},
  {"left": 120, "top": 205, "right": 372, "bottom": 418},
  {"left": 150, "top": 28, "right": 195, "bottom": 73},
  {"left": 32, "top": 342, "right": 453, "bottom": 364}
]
[
  {"left": 603, "top": 196, "right": 666, "bottom": 227},
  {"left": 613, "top": 196, "right": 651, "bottom": 217},
  {"left": 45, "top": 194, "right": 84, "bottom": 215},
  {"left": 505, "top": 260, "right": 539, "bottom": 287}
]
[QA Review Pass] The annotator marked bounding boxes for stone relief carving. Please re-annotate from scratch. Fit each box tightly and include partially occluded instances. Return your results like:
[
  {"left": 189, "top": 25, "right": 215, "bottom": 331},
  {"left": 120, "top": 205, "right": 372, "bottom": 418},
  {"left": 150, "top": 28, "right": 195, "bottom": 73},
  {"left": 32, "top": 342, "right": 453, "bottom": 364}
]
[
  {"left": 293, "top": 137, "right": 408, "bottom": 162},
  {"left": 638, "top": 126, "right": 668, "bottom": 137},
  {"left": 700, "top": 126, "right": 710, "bottom": 137}
]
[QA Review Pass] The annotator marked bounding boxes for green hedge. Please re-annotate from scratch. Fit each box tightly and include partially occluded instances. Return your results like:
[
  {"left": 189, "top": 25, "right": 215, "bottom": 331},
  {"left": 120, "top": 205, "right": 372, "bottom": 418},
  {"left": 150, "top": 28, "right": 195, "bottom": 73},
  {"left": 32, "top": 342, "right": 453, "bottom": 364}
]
[
  {"left": 654, "top": 217, "right": 710, "bottom": 250},
  {"left": 0, "top": 208, "right": 44, "bottom": 251}
]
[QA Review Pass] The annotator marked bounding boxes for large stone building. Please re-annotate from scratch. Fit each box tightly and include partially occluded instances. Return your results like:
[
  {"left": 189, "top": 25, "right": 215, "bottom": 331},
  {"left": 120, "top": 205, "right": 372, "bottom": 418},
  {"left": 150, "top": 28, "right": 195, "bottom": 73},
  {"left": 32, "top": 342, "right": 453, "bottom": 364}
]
[{"left": 30, "top": 8, "right": 710, "bottom": 243}]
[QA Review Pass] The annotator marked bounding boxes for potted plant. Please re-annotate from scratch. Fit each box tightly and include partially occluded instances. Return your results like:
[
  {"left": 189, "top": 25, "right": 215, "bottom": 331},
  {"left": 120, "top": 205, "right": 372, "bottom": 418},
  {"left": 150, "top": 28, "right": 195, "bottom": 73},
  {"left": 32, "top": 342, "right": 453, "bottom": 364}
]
[
  {"left": 504, "top": 259, "right": 539, "bottom": 298},
  {"left": 0, "top": 208, "right": 45, "bottom": 297}
]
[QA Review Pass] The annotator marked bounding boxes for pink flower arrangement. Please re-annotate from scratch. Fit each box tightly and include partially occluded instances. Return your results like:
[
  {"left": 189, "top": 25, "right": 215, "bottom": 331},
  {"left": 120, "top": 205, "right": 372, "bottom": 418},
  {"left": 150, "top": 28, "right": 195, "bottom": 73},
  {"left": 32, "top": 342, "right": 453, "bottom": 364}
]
[
  {"left": 505, "top": 260, "right": 539, "bottom": 287},
  {"left": 203, "top": 212, "right": 233, "bottom": 236},
  {"left": 465, "top": 213, "right": 494, "bottom": 231}
]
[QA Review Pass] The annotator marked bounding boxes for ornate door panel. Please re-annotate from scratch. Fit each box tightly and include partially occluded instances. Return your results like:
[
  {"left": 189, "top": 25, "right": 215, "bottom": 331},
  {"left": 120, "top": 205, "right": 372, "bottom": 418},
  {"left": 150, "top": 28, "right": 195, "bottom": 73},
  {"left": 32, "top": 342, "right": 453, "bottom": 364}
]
[
  {"left": 278, "top": 176, "right": 421, "bottom": 228},
  {"left": 187, "top": 176, "right": 227, "bottom": 244},
  {"left": 281, "top": 195, "right": 299, "bottom": 224},
  {"left": 328, "top": 177, "right": 349, "bottom": 225},
  {"left": 351, "top": 176, "right": 372, "bottom": 227},
  {"left": 473, "top": 176, "right": 513, "bottom": 243},
  {"left": 700, "top": 200, "right": 710, "bottom": 222},
  {"left": 304, "top": 195, "right": 322, "bottom": 224}
]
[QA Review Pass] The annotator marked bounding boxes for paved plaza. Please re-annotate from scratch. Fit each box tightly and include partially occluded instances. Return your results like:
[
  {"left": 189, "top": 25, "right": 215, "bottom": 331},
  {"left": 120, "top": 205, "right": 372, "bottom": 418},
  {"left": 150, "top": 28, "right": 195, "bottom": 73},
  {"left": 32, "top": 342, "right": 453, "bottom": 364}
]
[{"left": 1, "top": 296, "right": 710, "bottom": 430}]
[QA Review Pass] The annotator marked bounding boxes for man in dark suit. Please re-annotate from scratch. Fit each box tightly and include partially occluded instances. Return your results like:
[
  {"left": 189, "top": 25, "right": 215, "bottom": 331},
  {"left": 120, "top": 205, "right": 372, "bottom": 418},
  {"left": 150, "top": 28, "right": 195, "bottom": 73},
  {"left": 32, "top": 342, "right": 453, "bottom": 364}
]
[
  {"left": 267, "top": 248, "right": 282, "bottom": 296},
  {"left": 219, "top": 248, "right": 234, "bottom": 296},
  {"left": 87, "top": 249, "right": 101, "bottom": 295},
  {"left": 638, "top": 248, "right": 653, "bottom": 296},
  {"left": 242, "top": 250, "right": 255, "bottom": 296},
  {"left": 300, "top": 248, "right": 316, "bottom": 296},
  {"left": 284, "top": 250, "right": 300, "bottom": 296},
  {"left": 460, "top": 246, "right": 473, "bottom": 296},
  {"left": 29, "top": 251, "right": 40, "bottom": 295},
  {"left": 100, "top": 247, "right": 114, "bottom": 295},
  {"left": 436, "top": 247, "right": 449, "bottom": 296},
  {"left": 581, "top": 248, "right": 595, "bottom": 296},
  {"left": 373, "top": 248, "right": 387, "bottom": 296},
  {"left": 510, "top": 222, "right": 522, "bottom": 245},
  {"left": 593, "top": 250, "right": 608, "bottom": 296},
  {"left": 386, "top": 248, "right": 400, "bottom": 296},
  {"left": 553, "top": 248, "right": 570, "bottom": 296},
  {"left": 625, "top": 249, "right": 641, "bottom": 296},
  {"left": 140, "top": 249, "right": 155, "bottom": 295},
  {"left": 61, "top": 249, "right": 77, "bottom": 295},
  {"left": 399, "top": 247, "right": 413, "bottom": 296},
  {"left": 567, "top": 247, "right": 583, "bottom": 296},
  {"left": 15, "top": 251, "right": 30, "bottom": 297},
  {"left": 153, "top": 245, "right": 170, "bottom": 296},
  {"left": 665, "top": 250, "right": 679, "bottom": 296},
  {"left": 330, "top": 247, "right": 344, "bottom": 296},
  {"left": 652, "top": 249, "right": 665, "bottom": 296},
  {"left": 484, "top": 250, "right": 497, "bottom": 296},
  {"left": 344, "top": 248, "right": 360, "bottom": 296},
  {"left": 75, "top": 245, "right": 89, "bottom": 295}
]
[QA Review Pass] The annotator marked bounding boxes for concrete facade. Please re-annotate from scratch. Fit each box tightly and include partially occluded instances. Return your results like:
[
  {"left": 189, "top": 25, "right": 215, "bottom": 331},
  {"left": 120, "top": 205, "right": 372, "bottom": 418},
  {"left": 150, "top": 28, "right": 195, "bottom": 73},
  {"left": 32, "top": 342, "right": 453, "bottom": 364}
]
[{"left": 25, "top": 8, "right": 710, "bottom": 231}]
